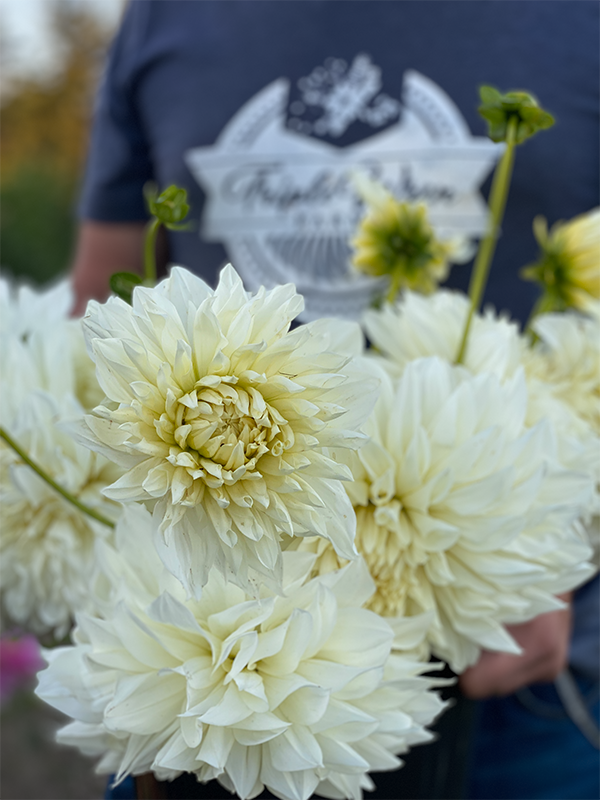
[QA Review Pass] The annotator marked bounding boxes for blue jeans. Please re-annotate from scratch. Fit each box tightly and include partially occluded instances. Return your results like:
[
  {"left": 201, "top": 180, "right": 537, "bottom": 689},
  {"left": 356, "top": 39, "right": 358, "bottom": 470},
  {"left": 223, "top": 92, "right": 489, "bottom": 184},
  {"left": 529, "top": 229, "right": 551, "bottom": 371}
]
[
  {"left": 467, "top": 672, "right": 600, "bottom": 800},
  {"left": 104, "top": 776, "right": 136, "bottom": 799}
]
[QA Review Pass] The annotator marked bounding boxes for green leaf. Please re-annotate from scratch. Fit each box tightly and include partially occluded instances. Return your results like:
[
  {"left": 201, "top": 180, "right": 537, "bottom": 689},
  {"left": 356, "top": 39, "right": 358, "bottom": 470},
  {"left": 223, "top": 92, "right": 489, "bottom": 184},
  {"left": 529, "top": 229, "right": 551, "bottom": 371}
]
[
  {"left": 110, "top": 271, "right": 143, "bottom": 304},
  {"left": 479, "top": 85, "right": 502, "bottom": 105}
]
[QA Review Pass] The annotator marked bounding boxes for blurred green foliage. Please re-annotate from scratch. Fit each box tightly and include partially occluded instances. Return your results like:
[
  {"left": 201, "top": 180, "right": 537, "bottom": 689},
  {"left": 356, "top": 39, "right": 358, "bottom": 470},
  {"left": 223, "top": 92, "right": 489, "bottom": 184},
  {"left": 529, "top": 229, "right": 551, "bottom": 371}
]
[
  {"left": 1, "top": 165, "right": 77, "bottom": 284},
  {"left": 0, "top": 2, "right": 114, "bottom": 286}
]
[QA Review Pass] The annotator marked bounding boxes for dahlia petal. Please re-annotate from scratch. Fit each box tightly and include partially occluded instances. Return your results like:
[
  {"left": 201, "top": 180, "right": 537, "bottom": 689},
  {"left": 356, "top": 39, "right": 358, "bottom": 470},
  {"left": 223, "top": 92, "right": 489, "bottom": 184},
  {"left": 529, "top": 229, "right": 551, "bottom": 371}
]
[
  {"left": 105, "top": 672, "right": 183, "bottom": 734},
  {"left": 268, "top": 725, "right": 323, "bottom": 772},
  {"left": 192, "top": 303, "right": 226, "bottom": 377},
  {"left": 279, "top": 685, "right": 330, "bottom": 728},
  {"left": 317, "top": 737, "right": 369, "bottom": 773},
  {"left": 154, "top": 728, "right": 198, "bottom": 772},
  {"left": 225, "top": 740, "right": 262, "bottom": 799},
  {"left": 67, "top": 416, "right": 141, "bottom": 469},
  {"left": 296, "top": 661, "right": 369, "bottom": 695},
  {"left": 165, "top": 267, "right": 213, "bottom": 328},
  {"left": 197, "top": 683, "right": 253, "bottom": 726},
  {"left": 260, "top": 609, "right": 312, "bottom": 676},
  {"left": 260, "top": 756, "right": 320, "bottom": 800},
  {"left": 103, "top": 459, "right": 164, "bottom": 502}
]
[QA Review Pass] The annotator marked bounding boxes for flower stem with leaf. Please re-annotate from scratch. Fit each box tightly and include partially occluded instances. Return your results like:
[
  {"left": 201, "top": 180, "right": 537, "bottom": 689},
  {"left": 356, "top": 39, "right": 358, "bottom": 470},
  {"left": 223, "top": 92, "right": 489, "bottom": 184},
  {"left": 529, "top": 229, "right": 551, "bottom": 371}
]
[
  {"left": 0, "top": 427, "right": 115, "bottom": 529},
  {"left": 110, "top": 184, "right": 191, "bottom": 303}
]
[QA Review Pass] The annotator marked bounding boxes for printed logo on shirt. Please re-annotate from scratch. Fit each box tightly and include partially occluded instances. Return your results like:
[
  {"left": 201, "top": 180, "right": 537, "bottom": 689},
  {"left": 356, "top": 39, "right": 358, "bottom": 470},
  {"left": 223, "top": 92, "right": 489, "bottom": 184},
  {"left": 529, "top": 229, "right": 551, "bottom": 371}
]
[
  {"left": 286, "top": 55, "right": 401, "bottom": 140},
  {"left": 186, "top": 58, "right": 501, "bottom": 321}
]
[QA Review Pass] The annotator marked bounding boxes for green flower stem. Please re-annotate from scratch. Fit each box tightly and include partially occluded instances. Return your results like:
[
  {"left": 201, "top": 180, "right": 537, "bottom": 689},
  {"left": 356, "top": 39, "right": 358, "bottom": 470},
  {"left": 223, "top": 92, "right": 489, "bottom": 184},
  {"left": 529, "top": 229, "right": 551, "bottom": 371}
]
[
  {"left": 144, "top": 217, "right": 161, "bottom": 285},
  {"left": 0, "top": 426, "right": 115, "bottom": 529},
  {"left": 386, "top": 268, "right": 404, "bottom": 304},
  {"left": 523, "top": 291, "right": 556, "bottom": 340},
  {"left": 455, "top": 116, "right": 518, "bottom": 364}
]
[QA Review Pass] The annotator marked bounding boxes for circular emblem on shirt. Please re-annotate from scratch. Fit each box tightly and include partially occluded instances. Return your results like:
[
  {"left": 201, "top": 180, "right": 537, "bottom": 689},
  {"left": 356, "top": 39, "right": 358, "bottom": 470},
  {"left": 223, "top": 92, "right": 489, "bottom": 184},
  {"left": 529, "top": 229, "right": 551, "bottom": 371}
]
[{"left": 186, "top": 59, "right": 500, "bottom": 321}]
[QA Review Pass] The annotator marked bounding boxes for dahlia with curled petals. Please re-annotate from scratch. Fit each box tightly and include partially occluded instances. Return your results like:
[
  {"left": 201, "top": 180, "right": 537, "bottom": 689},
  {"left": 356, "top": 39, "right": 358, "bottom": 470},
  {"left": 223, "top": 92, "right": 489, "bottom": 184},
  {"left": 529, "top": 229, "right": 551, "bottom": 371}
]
[
  {"left": 296, "top": 358, "right": 594, "bottom": 673},
  {"left": 362, "top": 290, "right": 600, "bottom": 559},
  {"left": 73, "top": 266, "right": 376, "bottom": 597},
  {"left": 36, "top": 504, "right": 445, "bottom": 800}
]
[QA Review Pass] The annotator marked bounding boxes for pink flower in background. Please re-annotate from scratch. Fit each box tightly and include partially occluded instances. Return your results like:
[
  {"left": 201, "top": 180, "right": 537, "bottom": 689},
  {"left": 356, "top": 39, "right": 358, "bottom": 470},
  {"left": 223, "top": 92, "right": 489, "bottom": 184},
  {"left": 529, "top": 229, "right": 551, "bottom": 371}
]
[{"left": 0, "top": 634, "right": 45, "bottom": 704}]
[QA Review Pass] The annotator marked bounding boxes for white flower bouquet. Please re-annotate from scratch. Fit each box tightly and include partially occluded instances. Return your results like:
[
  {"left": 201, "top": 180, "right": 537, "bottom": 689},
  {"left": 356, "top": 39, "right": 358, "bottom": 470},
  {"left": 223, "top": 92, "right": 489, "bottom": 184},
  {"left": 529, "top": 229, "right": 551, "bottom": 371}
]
[{"left": 0, "top": 86, "right": 598, "bottom": 800}]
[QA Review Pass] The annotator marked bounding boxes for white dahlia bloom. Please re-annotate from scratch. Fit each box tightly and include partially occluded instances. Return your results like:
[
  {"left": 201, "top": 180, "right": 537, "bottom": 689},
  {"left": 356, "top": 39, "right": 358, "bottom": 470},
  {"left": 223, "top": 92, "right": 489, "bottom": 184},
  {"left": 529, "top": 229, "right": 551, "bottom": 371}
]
[
  {"left": 0, "top": 393, "right": 120, "bottom": 638},
  {"left": 364, "top": 290, "right": 600, "bottom": 554},
  {"left": 75, "top": 265, "right": 377, "bottom": 597},
  {"left": 297, "top": 359, "right": 594, "bottom": 672},
  {"left": 36, "top": 504, "right": 444, "bottom": 800},
  {"left": 362, "top": 290, "right": 523, "bottom": 382},
  {"left": 0, "top": 276, "right": 103, "bottom": 411},
  {"left": 0, "top": 277, "right": 73, "bottom": 340},
  {"left": 525, "top": 309, "right": 600, "bottom": 437},
  {"left": 0, "top": 288, "right": 119, "bottom": 638}
]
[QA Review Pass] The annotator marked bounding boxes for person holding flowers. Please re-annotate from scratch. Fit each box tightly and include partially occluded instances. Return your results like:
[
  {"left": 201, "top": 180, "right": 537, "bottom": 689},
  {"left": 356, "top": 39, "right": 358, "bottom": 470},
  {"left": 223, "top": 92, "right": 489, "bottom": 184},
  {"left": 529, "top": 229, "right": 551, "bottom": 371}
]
[{"left": 9, "top": 0, "right": 600, "bottom": 798}]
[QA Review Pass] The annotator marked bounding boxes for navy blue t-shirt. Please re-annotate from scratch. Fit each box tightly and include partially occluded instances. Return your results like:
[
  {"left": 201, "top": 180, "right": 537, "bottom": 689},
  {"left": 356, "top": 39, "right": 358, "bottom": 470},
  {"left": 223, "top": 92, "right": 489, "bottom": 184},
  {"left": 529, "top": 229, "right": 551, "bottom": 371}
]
[{"left": 80, "top": 0, "right": 599, "bottom": 322}]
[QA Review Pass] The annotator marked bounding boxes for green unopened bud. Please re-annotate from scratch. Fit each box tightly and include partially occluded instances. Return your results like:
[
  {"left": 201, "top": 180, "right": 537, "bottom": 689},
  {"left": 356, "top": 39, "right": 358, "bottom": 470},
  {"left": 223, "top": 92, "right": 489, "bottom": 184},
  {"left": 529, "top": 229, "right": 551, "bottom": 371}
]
[
  {"left": 478, "top": 86, "right": 554, "bottom": 144},
  {"left": 145, "top": 183, "right": 190, "bottom": 227}
]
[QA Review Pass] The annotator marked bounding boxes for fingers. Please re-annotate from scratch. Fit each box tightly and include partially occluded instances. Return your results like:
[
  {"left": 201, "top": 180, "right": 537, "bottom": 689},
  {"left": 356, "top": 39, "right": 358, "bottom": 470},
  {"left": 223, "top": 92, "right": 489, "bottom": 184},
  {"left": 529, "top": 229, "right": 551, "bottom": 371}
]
[{"left": 459, "top": 602, "right": 572, "bottom": 699}]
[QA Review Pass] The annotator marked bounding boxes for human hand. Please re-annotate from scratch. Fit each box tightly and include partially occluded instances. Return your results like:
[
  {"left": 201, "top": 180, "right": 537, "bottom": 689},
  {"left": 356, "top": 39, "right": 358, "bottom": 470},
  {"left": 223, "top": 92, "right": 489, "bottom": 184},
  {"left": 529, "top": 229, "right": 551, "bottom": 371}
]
[{"left": 459, "top": 594, "right": 572, "bottom": 699}]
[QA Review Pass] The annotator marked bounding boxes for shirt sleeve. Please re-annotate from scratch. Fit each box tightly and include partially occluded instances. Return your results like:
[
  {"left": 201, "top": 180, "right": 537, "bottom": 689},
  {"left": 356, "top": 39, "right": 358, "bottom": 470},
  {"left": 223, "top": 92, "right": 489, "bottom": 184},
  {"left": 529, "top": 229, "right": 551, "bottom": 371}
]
[{"left": 78, "top": 1, "right": 154, "bottom": 222}]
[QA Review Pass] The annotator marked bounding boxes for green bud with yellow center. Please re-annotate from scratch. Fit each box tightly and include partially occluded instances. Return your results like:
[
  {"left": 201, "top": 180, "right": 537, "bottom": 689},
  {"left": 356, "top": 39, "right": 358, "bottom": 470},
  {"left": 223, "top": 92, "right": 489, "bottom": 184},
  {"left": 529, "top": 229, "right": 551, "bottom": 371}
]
[
  {"left": 351, "top": 175, "right": 468, "bottom": 304},
  {"left": 521, "top": 208, "right": 600, "bottom": 315}
]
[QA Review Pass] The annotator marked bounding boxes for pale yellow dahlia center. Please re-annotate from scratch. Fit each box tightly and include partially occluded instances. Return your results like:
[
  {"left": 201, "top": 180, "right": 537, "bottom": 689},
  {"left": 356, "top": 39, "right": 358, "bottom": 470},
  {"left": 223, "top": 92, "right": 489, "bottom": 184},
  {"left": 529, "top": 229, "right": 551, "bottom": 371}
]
[
  {"left": 356, "top": 499, "right": 429, "bottom": 618},
  {"left": 152, "top": 375, "right": 293, "bottom": 492},
  {"left": 307, "top": 484, "right": 430, "bottom": 618}
]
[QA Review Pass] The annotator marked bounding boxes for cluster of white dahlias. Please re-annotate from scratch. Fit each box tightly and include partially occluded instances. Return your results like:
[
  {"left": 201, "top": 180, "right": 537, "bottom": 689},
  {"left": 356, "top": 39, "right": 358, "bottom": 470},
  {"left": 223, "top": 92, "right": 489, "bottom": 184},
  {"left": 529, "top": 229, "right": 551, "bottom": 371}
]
[
  {"left": 302, "top": 290, "right": 596, "bottom": 672},
  {"left": 19, "top": 266, "right": 447, "bottom": 800},
  {"left": 0, "top": 279, "right": 119, "bottom": 638},
  {"left": 13, "top": 254, "right": 595, "bottom": 799}
]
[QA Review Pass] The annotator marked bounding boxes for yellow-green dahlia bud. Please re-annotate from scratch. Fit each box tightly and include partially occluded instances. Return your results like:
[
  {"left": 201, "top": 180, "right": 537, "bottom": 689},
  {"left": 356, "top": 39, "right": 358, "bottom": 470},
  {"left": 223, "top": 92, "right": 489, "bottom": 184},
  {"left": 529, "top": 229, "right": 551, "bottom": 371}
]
[
  {"left": 521, "top": 208, "right": 600, "bottom": 314},
  {"left": 351, "top": 175, "right": 468, "bottom": 302}
]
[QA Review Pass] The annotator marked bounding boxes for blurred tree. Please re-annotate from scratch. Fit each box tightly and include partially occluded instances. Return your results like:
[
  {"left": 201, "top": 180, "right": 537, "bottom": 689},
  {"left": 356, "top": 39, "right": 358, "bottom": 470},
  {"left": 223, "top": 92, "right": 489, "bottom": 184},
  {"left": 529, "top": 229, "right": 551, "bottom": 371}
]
[{"left": 1, "top": 1, "right": 117, "bottom": 284}]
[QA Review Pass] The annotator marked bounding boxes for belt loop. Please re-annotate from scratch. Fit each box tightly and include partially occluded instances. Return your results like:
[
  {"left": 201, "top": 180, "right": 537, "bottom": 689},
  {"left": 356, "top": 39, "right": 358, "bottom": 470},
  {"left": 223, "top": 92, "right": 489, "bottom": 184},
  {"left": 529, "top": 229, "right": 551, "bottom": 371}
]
[{"left": 554, "top": 669, "right": 600, "bottom": 750}]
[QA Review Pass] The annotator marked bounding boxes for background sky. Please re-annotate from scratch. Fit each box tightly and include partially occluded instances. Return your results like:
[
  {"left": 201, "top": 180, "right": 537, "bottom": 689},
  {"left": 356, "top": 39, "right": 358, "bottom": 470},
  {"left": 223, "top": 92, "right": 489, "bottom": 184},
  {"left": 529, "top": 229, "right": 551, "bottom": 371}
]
[{"left": 1, "top": 0, "right": 123, "bottom": 84}]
